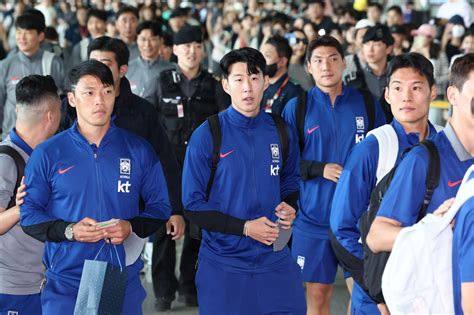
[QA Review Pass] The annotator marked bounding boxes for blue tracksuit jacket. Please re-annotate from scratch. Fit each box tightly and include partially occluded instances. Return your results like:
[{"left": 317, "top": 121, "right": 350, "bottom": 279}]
[
  {"left": 282, "top": 85, "right": 386, "bottom": 239},
  {"left": 182, "top": 106, "right": 300, "bottom": 272},
  {"left": 20, "top": 123, "right": 171, "bottom": 285}
]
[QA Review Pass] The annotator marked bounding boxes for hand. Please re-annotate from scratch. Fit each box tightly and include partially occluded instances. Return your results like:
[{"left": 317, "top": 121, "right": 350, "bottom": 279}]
[
  {"left": 275, "top": 202, "right": 296, "bottom": 230},
  {"left": 15, "top": 177, "right": 26, "bottom": 206},
  {"left": 433, "top": 198, "right": 456, "bottom": 228},
  {"left": 166, "top": 215, "right": 185, "bottom": 240},
  {"left": 377, "top": 303, "right": 390, "bottom": 315},
  {"left": 433, "top": 198, "right": 455, "bottom": 217},
  {"left": 323, "top": 163, "right": 343, "bottom": 183},
  {"left": 245, "top": 216, "right": 279, "bottom": 246},
  {"left": 103, "top": 219, "right": 132, "bottom": 245},
  {"left": 73, "top": 217, "right": 106, "bottom": 243}
]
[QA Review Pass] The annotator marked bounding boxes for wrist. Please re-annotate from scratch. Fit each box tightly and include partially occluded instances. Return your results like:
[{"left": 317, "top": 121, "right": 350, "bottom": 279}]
[
  {"left": 243, "top": 221, "right": 250, "bottom": 237},
  {"left": 65, "top": 223, "right": 75, "bottom": 241}
]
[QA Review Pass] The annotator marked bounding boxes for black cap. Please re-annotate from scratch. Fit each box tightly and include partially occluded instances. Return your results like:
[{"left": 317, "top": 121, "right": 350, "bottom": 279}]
[
  {"left": 169, "top": 8, "right": 187, "bottom": 19},
  {"left": 389, "top": 24, "right": 406, "bottom": 35},
  {"left": 173, "top": 25, "right": 202, "bottom": 45},
  {"left": 363, "top": 25, "right": 394, "bottom": 46}
]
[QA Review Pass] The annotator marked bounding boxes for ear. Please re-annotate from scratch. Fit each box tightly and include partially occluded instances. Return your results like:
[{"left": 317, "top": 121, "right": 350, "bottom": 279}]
[
  {"left": 67, "top": 92, "right": 76, "bottom": 108},
  {"left": 263, "top": 75, "right": 270, "bottom": 90},
  {"left": 38, "top": 31, "right": 45, "bottom": 42},
  {"left": 222, "top": 78, "right": 230, "bottom": 95},
  {"left": 279, "top": 57, "right": 288, "bottom": 69},
  {"left": 172, "top": 45, "right": 178, "bottom": 56},
  {"left": 119, "top": 64, "right": 128, "bottom": 78},
  {"left": 46, "top": 109, "right": 54, "bottom": 123},
  {"left": 341, "top": 55, "right": 347, "bottom": 70},
  {"left": 386, "top": 45, "right": 394, "bottom": 56},
  {"left": 384, "top": 85, "right": 391, "bottom": 105},
  {"left": 430, "top": 85, "right": 437, "bottom": 101},
  {"left": 447, "top": 85, "right": 458, "bottom": 107}
]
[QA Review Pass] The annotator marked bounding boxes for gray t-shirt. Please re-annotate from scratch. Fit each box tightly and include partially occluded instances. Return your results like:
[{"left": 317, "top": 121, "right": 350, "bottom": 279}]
[
  {"left": 0, "top": 136, "right": 45, "bottom": 295},
  {"left": 127, "top": 57, "right": 176, "bottom": 107},
  {"left": 0, "top": 49, "right": 65, "bottom": 139}
]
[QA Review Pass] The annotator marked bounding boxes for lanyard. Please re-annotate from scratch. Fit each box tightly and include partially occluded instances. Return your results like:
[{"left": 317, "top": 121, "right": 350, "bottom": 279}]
[{"left": 265, "top": 76, "right": 290, "bottom": 112}]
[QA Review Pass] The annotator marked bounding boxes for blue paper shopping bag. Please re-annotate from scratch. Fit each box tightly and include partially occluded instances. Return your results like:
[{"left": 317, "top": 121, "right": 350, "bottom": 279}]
[{"left": 74, "top": 242, "right": 127, "bottom": 315}]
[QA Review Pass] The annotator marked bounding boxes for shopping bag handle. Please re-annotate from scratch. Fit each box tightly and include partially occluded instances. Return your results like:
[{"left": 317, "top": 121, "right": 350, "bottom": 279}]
[{"left": 93, "top": 242, "right": 124, "bottom": 273}]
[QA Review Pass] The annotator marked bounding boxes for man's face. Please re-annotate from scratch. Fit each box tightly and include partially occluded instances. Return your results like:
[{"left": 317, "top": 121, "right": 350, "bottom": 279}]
[
  {"left": 261, "top": 43, "right": 285, "bottom": 72},
  {"left": 222, "top": 62, "right": 269, "bottom": 118},
  {"left": 116, "top": 12, "right": 138, "bottom": 40},
  {"left": 307, "top": 46, "right": 346, "bottom": 89},
  {"left": 306, "top": 3, "right": 323, "bottom": 20},
  {"left": 385, "top": 67, "right": 435, "bottom": 125},
  {"left": 367, "top": 6, "right": 381, "bottom": 23},
  {"left": 363, "top": 40, "right": 390, "bottom": 64},
  {"left": 16, "top": 28, "right": 43, "bottom": 56},
  {"left": 67, "top": 75, "right": 115, "bottom": 129},
  {"left": 89, "top": 50, "right": 126, "bottom": 92},
  {"left": 448, "top": 71, "right": 474, "bottom": 124},
  {"left": 173, "top": 41, "right": 203, "bottom": 70},
  {"left": 87, "top": 16, "right": 106, "bottom": 39},
  {"left": 169, "top": 16, "right": 185, "bottom": 32},
  {"left": 77, "top": 8, "right": 88, "bottom": 26},
  {"left": 137, "top": 29, "right": 161, "bottom": 61},
  {"left": 386, "top": 10, "right": 402, "bottom": 27}
]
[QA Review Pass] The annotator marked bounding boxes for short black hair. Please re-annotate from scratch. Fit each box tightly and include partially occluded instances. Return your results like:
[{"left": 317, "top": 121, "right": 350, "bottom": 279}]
[
  {"left": 68, "top": 60, "right": 114, "bottom": 91},
  {"left": 306, "top": 35, "right": 344, "bottom": 62},
  {"left": 162, "top": 31, "right": 173, "bottom": 47},
  {"left": 116, "top": 5, "right": 139, "bottom": 20},
  {"left": 15, "top": 11, "right": 46, "bottom": 33},
  {"left": 87, "top": 8, "right": 108, "bottom": 23},
  {"left": 220, "top": 47, "right": 267, "bottom": 79},
  {"left": 88, "top": 36, "right": 129, "bottom": 67},
  {"left": 265, "top": 35, "right": 292, "bottom": 67},
  {"left": 368, "top": 2, "right": 383, "bottom": 11},
  {"left": 307, "top": 0, "right": 325, "bottom": 8},
  {"left": 136, "top": 20, "right": 162, "bottom": 37},
  {"left": 16, "top": 75, "right": 58, "bottom": 107},
  {"left": 387, "top": 5, "right": 403, "bottom": 16},
  {"left": 450, "top": 53, "right": 474, "bottom": 92},
  {"left": 387, "top": 53, "right": 435, "bottom": 87}
]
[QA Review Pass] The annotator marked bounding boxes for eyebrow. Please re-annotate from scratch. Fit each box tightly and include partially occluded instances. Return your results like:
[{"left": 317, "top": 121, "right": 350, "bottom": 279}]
[
  {"left": 390, "top": 80, "right": 425, "bottom": 84},
  {"left": 312, "top": 53, "right": 339, "bottom": 59}
]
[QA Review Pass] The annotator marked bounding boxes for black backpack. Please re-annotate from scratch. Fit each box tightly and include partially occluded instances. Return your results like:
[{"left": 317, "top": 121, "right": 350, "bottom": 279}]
[
  {"left": 189, "top": 113, "right": 290, "bottom": 240},
  {"left": 0, "top": 145, "right": 26, "bottom": 209},
  {"left": 357, "top": 140, "right": 440, "bottom": 303},
  {"left": 295, "top": 90, "right": 375, "bottom": 152}
]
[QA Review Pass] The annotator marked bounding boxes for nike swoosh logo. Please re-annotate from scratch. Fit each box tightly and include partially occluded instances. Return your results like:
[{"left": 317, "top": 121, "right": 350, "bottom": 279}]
[
  {"left": 307, "top": 125, "right": 320, "bottom": 134},
  {"left": 448, "top": 179, "right": 462, "bottom": 187},
  {"left": 220, "top": 150, "right": 234, "bottom": 158},
  {"left": 58, "top": 165, "right": 76, "bottom": 175}
]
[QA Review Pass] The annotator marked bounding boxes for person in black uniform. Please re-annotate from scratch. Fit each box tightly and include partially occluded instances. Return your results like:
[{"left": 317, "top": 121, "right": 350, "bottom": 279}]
[{"left": 153, "top": 25, "right": 230, "bottom": 311}]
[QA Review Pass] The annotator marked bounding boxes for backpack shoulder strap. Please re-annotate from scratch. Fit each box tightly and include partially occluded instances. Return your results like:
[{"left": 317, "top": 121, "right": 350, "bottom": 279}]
[
  {"left": 360, "top": 89, "right": 375, "bottom": 132},
  {"left": 295, "top": 91, "right": 308, "bottom": 153},
  {"left": 267, "top": 113, "right": 289, "bottom": 171},
  {"left": 367, "top": 124, "right": 399, "bottom": 184},
  {"left": 417, "top": 139, "right": 440, "bottom": 221},
  {"left": 42, "top": 50, "right": 54, "bottom": 76},
  {"left": 205, "top": 114, "right": 221, "bottom": 200},
  {"left": 0, "top": 145, "right": 26, "bottom": 209},
  {"left": 80, "top": 39, "right": 89, "bottom": 62}
]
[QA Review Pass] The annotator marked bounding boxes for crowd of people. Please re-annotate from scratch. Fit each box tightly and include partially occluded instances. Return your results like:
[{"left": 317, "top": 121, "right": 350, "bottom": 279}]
[{"left": 0, "top": 0, "right": 473, "bottom": 314}]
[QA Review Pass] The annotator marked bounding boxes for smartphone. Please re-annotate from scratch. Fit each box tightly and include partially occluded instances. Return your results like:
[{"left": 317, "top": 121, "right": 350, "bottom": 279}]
[{"left": 95, "top": 219, "right": 119, "bottom": 229}]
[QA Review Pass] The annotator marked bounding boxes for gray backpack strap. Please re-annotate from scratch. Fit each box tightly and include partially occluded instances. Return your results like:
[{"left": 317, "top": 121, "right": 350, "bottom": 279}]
[
  {"left": 367, "top": 124, "right": 399, "bottom": 184},
  {"left": 42, "top": 50, "right": 54, "bottom": 76},
  {"left": 80, "top": 39, "right": 89, "bottom": 61}
]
